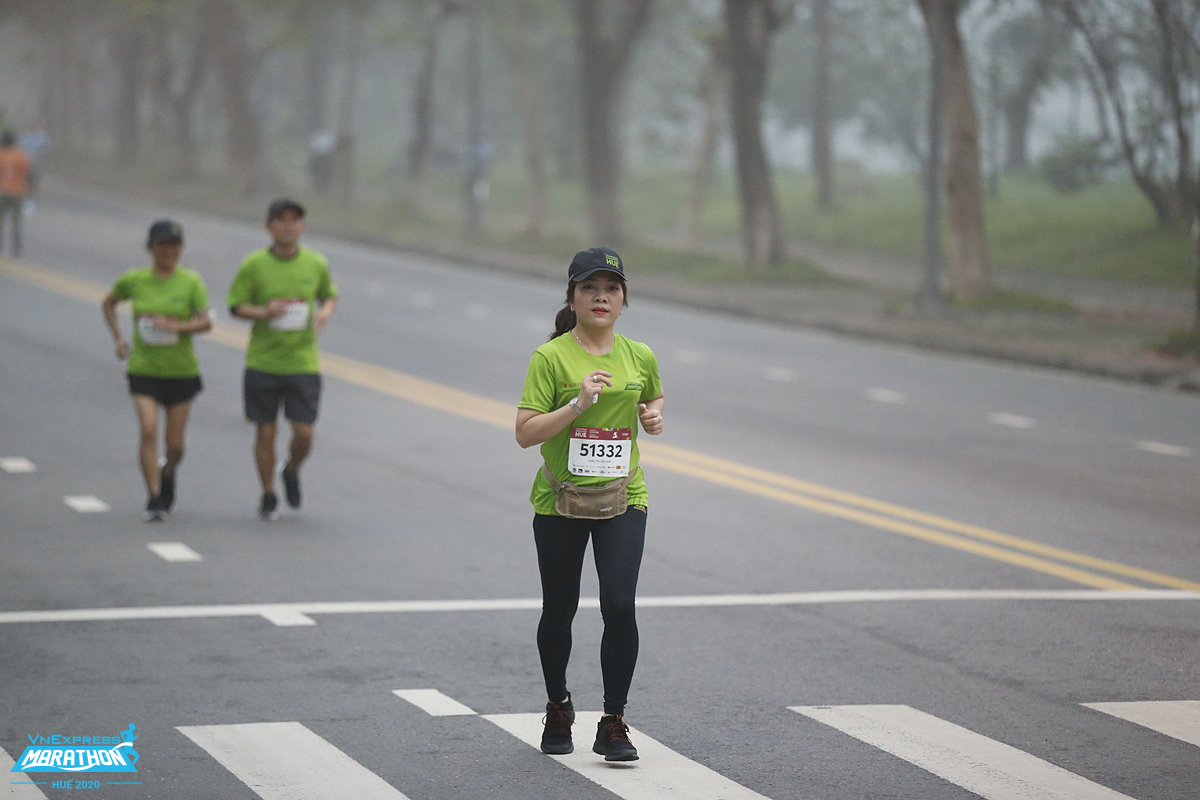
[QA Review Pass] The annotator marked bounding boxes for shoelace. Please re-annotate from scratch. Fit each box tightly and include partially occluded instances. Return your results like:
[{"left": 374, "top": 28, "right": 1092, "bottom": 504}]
[
  {"left": 603, "top": 716, "right": 632, "bottom": 743},
  {"left": 543, "top": 705, "right": 573, "bottom": 735}
]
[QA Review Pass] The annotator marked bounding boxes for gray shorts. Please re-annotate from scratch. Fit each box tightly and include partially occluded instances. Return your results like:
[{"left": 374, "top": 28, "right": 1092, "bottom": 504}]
[{"left": 243, "top": 369, "right": 321, "bottom": 424}]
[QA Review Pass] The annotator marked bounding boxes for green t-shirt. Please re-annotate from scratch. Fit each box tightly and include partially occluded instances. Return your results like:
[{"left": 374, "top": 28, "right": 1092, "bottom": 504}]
[
  {"left": 226, "top": 246, "right": 338, "bottom": 375},
  {"left": 518, "top": 332, "right": 663, "bottom": 515},
  {"left": 111, "top": 266, "right": 209, "bottom": 378}
]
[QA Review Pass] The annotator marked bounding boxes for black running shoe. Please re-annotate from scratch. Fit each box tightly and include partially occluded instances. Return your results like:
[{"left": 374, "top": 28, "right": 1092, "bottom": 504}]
[
  {"left": 158, "top": 468, "right": 176, "bottom": 513},
  {"left": 540, "top": 694, "right": 575, "bottom": 755},
  {"left": 593, "top": 715, "right": 639, "bottom": 761},
  {"left": 282, "top": 468, "right": 301, "bottom": 509},
  {"left": 144, "top": 495, "right": 165, "bottom": 523},
  {"left": 259, "top": 492, "right": 280, "bottom": 521}
]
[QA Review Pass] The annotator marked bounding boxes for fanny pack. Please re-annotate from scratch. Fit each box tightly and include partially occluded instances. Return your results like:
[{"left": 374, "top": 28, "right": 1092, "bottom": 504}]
[{"left": 541, "top": 463, "right": 639, "bottom": 519}]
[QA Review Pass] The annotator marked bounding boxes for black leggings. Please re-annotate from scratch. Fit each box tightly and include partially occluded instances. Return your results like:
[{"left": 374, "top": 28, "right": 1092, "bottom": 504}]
[{"left": 534, "top": 508, "right": 647, "bottom": 716}]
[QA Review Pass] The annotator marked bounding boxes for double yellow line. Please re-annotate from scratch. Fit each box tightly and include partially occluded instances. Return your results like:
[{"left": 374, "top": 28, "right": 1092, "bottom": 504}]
[{"left": 4, "top": 257, "right": 1195, "bottom": 593}]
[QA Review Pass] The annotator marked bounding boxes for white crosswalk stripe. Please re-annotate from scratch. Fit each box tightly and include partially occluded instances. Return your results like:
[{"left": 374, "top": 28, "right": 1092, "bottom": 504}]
[
  {"left": 1084, "top": 700, "right": 1200, "bottom": 748},
  {"left": 176, "top": 721, "right": 411, "bottom": 800},
  {"left": 791, "top": 704, "right": 1133, "bottom": 800},
  {"left": 2, "top": 746, "right": 49, "bottom": 798},
  {"left": 484, "top": 712, "right": 771, "bottom": 800},
  {"left": 392, "top": 689, "right": 477, "bottom": 716}
]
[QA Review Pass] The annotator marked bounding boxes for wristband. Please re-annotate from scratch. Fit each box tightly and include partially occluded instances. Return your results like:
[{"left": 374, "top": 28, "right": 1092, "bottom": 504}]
[{"left": 568, "top": 397, "right": 584, "bottom": 415}]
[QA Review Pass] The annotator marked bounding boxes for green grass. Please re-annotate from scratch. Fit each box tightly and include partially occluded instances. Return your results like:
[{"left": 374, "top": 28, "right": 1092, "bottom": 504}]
[{"left": 50, "top": 145, "right": 1196, "bottom": 290}]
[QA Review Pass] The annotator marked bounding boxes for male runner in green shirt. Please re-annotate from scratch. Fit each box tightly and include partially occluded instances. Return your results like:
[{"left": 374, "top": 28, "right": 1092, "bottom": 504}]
[{"left": 228, "top": 199, "right": 338, "bottom": 519}]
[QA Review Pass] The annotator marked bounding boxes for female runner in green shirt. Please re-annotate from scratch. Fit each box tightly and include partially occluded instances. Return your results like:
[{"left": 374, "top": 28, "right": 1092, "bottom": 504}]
[
  {"left": 516, "top": 248, "right": 665, "bottom": 761},
  {"left": 102, "top": 220, "right": 212, "bottom": 521}
]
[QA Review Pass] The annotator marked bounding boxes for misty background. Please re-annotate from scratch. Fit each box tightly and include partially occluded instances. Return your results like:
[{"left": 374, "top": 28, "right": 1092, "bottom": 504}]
[{"left": 0, "top": 0, "right": 1196, "bottom": 329}]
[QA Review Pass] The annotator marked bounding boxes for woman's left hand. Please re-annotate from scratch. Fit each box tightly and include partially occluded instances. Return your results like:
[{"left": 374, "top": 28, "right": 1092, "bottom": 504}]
[{"left": 638, "top": 402, "right": 663, "bottom": 435}]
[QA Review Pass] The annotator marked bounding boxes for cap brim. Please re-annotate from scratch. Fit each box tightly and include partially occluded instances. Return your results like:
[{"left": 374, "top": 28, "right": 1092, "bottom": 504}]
[{"left": 571, "top": 267, "right": 626, "bottom": 282}]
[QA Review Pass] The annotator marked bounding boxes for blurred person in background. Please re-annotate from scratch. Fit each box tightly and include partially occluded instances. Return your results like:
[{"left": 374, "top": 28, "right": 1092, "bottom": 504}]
[
  {"left": 18, "top": 124, "right": 48, "bottom": 202},
  {"left": 102, "top": 220, "right": 213, "bottom": 521},
  {"left": 0, "top": 129, "right": 31, "bottom": 257}
]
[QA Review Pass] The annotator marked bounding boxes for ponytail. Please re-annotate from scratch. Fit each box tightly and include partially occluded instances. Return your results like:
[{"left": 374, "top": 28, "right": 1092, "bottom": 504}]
[{"left": 549, "top": 281, "right": 578, "bottom": 340}]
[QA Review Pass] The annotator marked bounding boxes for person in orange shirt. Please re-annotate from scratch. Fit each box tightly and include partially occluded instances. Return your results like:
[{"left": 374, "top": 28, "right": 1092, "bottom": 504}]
[{"left": 0, "top": 129, "right": 32, "bottom": 257}]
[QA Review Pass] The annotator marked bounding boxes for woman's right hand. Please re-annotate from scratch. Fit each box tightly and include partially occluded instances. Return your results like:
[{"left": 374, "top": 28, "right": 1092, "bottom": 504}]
[
  {"left": 578, "top": 370, "right": 613, "bottom": 410},
  {"left": 115, "top": 339, "right": 131, "bottom": 360}
]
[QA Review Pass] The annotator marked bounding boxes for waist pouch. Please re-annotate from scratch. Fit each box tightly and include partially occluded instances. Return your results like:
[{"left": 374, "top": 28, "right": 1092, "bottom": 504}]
[{"left": 540, "top": 463, "right": 638, "bottom": 519}]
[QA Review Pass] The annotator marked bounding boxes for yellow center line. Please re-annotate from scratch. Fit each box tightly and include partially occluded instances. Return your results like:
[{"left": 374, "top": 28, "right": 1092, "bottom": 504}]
[{"left": 5, "top": 257, "right": 1193, "bottom": 592}]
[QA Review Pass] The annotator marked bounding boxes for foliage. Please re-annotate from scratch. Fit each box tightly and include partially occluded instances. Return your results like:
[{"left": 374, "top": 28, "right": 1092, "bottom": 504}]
[
  {"left": 1035, "top": 135, "right": 1108, "bottom": 193},
  {"left": 1156, "top": 328, "right": 1200, "bottom": 358}
]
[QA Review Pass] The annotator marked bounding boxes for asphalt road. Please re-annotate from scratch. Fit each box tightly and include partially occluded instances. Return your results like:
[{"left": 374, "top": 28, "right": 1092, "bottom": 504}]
[{"left": 1, "top": 186, "right": 1198, "bottom": 800}]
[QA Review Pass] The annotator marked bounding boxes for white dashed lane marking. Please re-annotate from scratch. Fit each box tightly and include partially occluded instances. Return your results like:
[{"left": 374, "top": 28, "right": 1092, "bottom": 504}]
[
  {"left": 147, "top": 542, "right": 203, "bottom": 563},
  {"left": 989, "top": 412, "right": 1037, "bottom": 429},
  {"left": 1135, "top": 440, "right": 1193, "bottom": 458},
  {"left": 864, "top": 387, "right": 906, "bottom": 404},
  {"left": 63, "top": 496, "right": 110, "bottom": 513},
  {"left": 393, "top": 689, "right": 478, "bottom": 716},
  {"left": 764, "top": 366, "right": 798, "bottom": 382},
  {"left": 0, "top": 457, "right": 37, "bottom": 473}
]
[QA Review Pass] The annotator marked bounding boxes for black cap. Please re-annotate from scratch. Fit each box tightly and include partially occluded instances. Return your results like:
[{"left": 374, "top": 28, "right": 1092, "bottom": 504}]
[
  {"left": 267, "top": 198, "right": 306, "bottom": 221},
  {"left": 146, "top": 219, "right": 184, "bottom": 245},
  {"left": 568, "top": 247, "right": 625, "bottom": 283}
]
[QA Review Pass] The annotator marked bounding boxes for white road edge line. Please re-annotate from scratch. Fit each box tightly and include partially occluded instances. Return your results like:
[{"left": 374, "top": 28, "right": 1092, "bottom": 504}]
[
  {"left": 791, "top": 704, "right": 1133, "bottom": 800},
  {"left": 177, "top": 722, "right": 411, "bottom": 800},
  {"left": 62, "top": 496, "right": 110, "bottom": 513},
  {"left": 392, "top": 689, "right": 477, "bottom": 716},
  {"left": 484, "top": 712, "right": 771, "bottom": 800},
  {"left": 147, "top": 542, "right": 203, "bottom": 563},
  {"left": 0, "top": 456, "right": 37, "bottom": 473},
  {"left": 1083, "top": 700, "right": 1200, "bottom": 748},
  {"left": 0, "top": 589, "right": 1195, "bottom": 627},
  {"left": 2, "top": 745, "right": 49, "bottom": 798}
]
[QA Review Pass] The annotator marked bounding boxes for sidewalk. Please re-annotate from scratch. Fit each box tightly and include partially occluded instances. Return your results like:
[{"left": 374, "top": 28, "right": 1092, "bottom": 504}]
[
  {"left": 42, "top": 175, "right": 1200, "bottom": 393},
  {"left": 405, "top": 234, "right": 1200, "bottom": 393}
]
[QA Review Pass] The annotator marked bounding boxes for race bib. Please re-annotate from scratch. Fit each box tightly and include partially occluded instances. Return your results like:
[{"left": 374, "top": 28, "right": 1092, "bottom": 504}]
[
  {"left": 567, "top": 427, "right": 632, "bottom": 477},
  {"left": 270, "top": 300, "right": 310, "bottom": 331},
  {"left": 137, "top": 315, "right": 178, "bottom": 346}
]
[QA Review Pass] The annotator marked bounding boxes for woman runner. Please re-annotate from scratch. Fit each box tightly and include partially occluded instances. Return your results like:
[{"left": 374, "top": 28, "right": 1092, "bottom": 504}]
[
  {"left": 102, "top": 220, "right": 212, "bottom": 521},
  {"left": 515, "top": 247, "right": 665, "bottom": 761}
]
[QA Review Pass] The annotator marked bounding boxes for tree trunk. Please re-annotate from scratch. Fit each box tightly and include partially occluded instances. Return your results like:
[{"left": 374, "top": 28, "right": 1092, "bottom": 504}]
[
  {"left": 724, "top": 0, "right": 788, "bottom": 268},
  {"left": 574, "top": 0, "right": 654, "bottom": 246},
  {"left": 204, "top": 0, "right": 266, "bottom": 197},
  {"left": 919, "top": 0, "right": 991, "bottom": 300},
  {"left": 811, "top": 0, "right": 834, "bottom": 210},
  {"left": 1002, "top": 96, "right": 1031, "bottom": 172},
  {"left": 333, "top": 8, "right": 366, "bottom": 204},
  {"left": 679, "top": 33, "right": 727, "bottom": 249},
  {"left": 502, "top": 0, "right": 549, "bottom": 238},
  {"left": 409, "top": 0, "right": 454, "bottom": 215},
  {"left": 111, "top": 17, "right": 147, "bottom": 167}
]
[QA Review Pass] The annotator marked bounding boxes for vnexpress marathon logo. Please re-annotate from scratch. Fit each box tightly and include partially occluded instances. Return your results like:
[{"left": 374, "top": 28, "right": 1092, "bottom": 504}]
[{"left": 10, "top": 723, "right": 141, "bottom": 787}]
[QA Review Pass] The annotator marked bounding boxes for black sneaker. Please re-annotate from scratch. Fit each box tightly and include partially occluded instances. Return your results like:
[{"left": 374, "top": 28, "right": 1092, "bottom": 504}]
[
  {"left": 144, "top": 495, "right": 165, "bottom": 523},
  {"left": 259, "top": 492, "right": 279, "bottom": 521},
  {"left": 158, "top": 468, "right": 176, "bottom": 513},
  {"left": 540, "top": 694, "right": 574, "bottom": 755},
  {"left": 593, "top": 715, "right": 639, "bottom": 761},
  {"left": 282, "top": 468, "right": 301, "bottom": 509}
]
